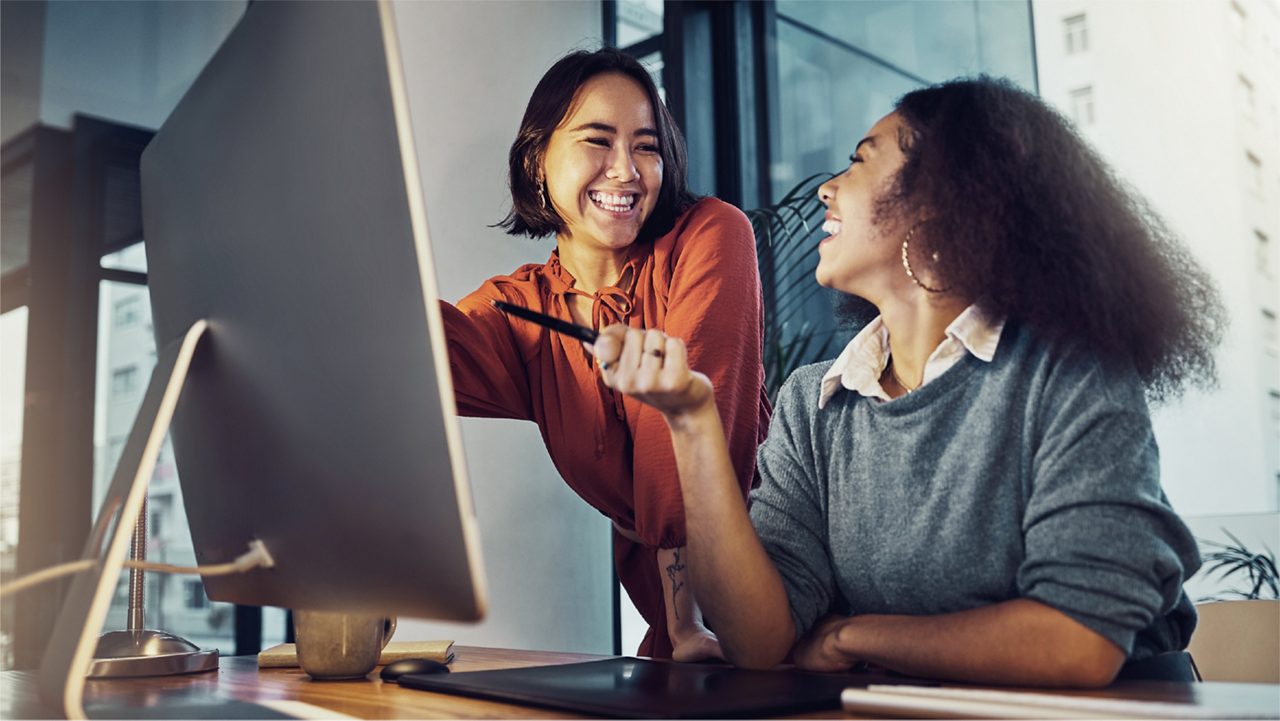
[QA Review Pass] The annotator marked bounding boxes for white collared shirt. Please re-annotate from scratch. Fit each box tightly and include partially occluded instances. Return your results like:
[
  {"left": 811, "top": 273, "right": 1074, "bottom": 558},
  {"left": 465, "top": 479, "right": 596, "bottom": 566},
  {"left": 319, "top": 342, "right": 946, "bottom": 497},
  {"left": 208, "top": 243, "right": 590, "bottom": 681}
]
[{"left": 818, "top": 304, "right": 1006, "bottom": 408}]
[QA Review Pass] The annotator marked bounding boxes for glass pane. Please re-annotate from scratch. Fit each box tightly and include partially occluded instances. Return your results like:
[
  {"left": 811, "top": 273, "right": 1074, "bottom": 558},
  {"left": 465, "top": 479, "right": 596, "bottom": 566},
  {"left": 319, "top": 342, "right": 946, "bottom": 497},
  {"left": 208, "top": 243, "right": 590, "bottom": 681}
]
[
  {"left": 637, "top": 51, "right": 665, "bottom": 103},
  {"left": 93, "top": 275, "right": 236, "bottom": 653},
  {"left": 0, "top": 307, "right": 29, "bottom": 671},
  {"left": 263, "top": 606, "right": 288, "bottom": 647},
  {"left": 101, "top": 237, "right": 149, "bottom": 273},
  {"left": 772, "top": 21, "right": 920, "bottom": 197},
  {"left": 776, "top": 0, "right": 1035, "bottom": 89},
  {"left": 616, "top": 0, "right": 662, "bottom": 48},
  {"left": 766, "top": 21, "right": 925, "bottom": 379},
  {"left": 974, "top": 0, "right": 1037, "bottom": 90},
  {"left": 1, "top": 160, "right": 33, "bottom": 276}
]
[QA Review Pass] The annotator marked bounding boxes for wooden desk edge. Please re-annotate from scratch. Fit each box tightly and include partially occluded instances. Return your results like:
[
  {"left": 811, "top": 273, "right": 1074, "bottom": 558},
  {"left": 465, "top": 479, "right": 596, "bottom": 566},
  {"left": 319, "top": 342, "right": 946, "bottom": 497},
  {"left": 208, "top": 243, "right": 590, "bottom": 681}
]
[{"left": 3, "top": 646, "right": 1278, "bottom": 719}]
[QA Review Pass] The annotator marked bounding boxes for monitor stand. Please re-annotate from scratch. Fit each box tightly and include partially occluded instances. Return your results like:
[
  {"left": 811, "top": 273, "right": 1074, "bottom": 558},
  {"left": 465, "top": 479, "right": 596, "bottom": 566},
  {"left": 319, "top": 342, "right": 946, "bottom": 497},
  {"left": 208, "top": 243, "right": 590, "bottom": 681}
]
[{"left": 38, "top": 320, "right": 212, "bottom": 719}]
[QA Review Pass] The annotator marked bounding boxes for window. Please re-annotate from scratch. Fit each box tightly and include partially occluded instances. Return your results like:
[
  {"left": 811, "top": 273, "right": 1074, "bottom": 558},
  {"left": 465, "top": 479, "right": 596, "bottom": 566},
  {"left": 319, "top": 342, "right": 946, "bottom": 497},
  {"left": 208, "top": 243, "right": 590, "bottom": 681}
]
[
  {"left": 0, "top": 308, "right": 26, "bottom": 671},
  {"left": 614, "top": 0, "right": 662, "bottom": 48},
  {"left": 105, "top": 438, "right": 126, "bottom": 477},
  {"left": 607, "top": 1, "right": 666, "bottom": 148},
  {"left": 1246, "top": 151, "right": 1263, "bottom": 195},
  {"left": 1064, "top": 14, "right": 1088, "bottom": 54},
  {"left": 1238, "top": 74, "right": 1256, "bottom": 119},
  {"left": 1069, "top": 86, "right": 1095, "bottom": 125},
  {"left": 113, "top": 296, "right": 140, "bottom": 327},
  {"left": 149, "top": 508, "right": 164, "bottom": 540},
  {"left": 1259, "top": 230, "right": 1273, "bottom": 277},
  {"left": 4, "top": 3, "right": 258, "bottom": 670},
  {"left": 110, "top": 365, "right": 138, "bottom": 396},
  {"left": 184, "top": 580, "right": 207, "bottom": 610}
]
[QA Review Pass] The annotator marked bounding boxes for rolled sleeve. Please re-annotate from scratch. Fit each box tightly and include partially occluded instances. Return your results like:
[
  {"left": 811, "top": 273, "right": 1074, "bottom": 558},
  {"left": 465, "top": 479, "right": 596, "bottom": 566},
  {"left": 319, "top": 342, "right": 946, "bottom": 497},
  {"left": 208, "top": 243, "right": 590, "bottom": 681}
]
[{"left": 1018, "top": 365, "right": 1200, "bottom": 655}]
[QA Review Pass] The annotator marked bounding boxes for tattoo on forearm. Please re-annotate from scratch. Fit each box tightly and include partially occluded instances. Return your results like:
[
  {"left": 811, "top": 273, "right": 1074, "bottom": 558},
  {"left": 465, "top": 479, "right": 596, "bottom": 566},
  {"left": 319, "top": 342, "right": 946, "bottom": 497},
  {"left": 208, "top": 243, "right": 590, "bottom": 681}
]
[{"left": 665, "top": 548, "right": 687, "bottom": 620}]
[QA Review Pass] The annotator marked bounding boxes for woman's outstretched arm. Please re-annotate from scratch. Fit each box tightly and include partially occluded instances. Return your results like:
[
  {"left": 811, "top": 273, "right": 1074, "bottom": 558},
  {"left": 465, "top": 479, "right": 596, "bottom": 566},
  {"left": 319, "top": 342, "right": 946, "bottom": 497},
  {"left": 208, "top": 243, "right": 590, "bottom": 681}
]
[{"left": 592, "top": 325, "right": 794, "bottom": 668}]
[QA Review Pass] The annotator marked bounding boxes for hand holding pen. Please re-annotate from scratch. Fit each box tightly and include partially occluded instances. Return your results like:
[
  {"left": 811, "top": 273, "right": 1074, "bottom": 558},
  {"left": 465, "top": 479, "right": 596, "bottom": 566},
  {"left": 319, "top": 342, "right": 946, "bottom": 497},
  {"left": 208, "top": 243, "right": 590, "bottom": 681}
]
[{"left": 493, "top": 301, "right": 714, "bottom": 419}]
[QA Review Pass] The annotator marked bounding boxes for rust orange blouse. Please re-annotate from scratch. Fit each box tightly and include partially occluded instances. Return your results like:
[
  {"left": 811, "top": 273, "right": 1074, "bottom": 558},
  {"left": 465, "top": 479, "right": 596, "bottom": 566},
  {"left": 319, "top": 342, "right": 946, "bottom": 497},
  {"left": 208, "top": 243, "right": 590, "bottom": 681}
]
[{"left": 440, "top": 197, "right": 771, "bottom": 657}]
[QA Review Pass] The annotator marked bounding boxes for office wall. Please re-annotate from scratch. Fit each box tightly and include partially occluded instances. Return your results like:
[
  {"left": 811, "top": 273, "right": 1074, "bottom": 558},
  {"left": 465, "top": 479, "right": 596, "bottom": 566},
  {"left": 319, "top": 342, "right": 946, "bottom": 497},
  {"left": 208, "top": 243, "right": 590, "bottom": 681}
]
[{"left": 390, "top": 1, "right": 615, "bottom": 654}]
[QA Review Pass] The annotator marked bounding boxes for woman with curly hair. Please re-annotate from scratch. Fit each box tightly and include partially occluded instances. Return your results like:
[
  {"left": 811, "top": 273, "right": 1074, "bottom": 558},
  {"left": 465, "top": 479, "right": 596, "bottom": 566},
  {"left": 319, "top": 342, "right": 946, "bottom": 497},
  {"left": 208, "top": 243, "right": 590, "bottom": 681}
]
[{"left": 589, "top": 76, "right": 1223, "bottom": 685}]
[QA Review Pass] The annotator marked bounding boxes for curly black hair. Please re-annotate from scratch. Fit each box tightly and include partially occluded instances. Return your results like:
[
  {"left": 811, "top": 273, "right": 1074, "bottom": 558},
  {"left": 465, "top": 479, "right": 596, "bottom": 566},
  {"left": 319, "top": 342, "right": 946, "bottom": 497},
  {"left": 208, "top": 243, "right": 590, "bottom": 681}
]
[{"left": 865, "top": 75, "right": 1223, "bottom": 402}]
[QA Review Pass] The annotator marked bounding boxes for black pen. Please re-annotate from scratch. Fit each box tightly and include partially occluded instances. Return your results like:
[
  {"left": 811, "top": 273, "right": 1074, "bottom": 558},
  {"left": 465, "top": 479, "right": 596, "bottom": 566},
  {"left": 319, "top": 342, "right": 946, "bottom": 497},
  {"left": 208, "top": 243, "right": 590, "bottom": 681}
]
[{"left": 493, "top": 300, "right": 599, "bottom": 343}]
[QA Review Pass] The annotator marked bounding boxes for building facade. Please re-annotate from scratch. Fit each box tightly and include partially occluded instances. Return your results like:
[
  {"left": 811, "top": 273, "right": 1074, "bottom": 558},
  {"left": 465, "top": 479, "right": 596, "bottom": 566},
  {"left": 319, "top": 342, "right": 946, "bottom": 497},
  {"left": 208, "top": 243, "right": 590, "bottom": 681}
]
[{"left": 1034, "top": 0, "right": 1280, "bottom": 517}]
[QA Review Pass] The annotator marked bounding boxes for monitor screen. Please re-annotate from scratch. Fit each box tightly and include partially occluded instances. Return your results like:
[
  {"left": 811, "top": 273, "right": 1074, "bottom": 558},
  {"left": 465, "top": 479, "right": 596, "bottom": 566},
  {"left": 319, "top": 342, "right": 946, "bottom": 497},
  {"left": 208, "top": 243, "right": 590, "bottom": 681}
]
[{"left": 137, "top": 0, "right": 487, "bottom": 621}]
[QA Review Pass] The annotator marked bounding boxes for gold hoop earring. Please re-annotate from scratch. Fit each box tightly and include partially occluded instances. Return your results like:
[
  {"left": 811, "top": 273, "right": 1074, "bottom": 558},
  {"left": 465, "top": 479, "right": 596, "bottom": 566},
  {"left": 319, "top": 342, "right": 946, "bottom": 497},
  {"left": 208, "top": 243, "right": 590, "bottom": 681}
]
[{"left": 901, "top": 227, "right": 948, "bottom": 294}]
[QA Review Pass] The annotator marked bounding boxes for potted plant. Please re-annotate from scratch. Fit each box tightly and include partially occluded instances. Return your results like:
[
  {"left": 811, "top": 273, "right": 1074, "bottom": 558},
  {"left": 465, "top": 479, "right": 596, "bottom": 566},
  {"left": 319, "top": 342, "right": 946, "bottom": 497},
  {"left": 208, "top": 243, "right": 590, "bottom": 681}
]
[{"left": 1187, "top": 530, "right": 1280, "bottom": 683}]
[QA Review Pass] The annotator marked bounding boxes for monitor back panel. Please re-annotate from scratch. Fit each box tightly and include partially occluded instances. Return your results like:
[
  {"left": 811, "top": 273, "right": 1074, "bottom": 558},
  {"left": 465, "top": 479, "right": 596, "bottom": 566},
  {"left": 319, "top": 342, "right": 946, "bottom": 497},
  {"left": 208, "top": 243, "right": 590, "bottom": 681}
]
[{"left": 140, "top": 0, "right": 485, "bottom": 620}]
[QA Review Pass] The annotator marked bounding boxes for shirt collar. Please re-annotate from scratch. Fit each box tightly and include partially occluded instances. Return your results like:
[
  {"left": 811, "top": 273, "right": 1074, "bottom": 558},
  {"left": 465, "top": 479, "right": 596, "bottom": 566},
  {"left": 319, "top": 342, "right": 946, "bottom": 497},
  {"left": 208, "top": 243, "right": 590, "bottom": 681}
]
[
  {"left": 819, "top": 317, "right": 891, "bottom": 408},
  {"left": 817, "top": 303, "right": 1006, "bottom": 409},
  {"left": 947, "top": 303, "right": 1005, "bottom": 363}
]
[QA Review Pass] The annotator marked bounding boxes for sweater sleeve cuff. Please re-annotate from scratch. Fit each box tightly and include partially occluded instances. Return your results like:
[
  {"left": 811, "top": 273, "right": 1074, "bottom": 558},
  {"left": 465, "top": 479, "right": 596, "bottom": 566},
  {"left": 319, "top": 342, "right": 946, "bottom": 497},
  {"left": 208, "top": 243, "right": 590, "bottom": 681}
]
[{"left": 1023, "top": 581, "right": 1138, "bottom": 654}]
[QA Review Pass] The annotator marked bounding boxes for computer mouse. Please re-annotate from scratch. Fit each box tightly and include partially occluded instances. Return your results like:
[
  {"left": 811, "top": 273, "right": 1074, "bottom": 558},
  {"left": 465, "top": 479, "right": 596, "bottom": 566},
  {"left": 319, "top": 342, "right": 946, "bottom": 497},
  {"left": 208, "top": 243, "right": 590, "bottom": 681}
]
[{"left": 379, "top": 657, "right": 451, "bottom": 682}]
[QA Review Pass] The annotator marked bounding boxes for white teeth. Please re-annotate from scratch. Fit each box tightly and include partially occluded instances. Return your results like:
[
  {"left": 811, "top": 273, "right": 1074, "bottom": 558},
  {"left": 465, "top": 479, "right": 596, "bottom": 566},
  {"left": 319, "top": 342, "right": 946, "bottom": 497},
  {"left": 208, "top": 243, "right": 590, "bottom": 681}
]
[
  {"left": 822, "top": 219, "right": 842, "bottom": 235},
  {"left": 589, "top": 191, "right": 636, "bottom": 212}
]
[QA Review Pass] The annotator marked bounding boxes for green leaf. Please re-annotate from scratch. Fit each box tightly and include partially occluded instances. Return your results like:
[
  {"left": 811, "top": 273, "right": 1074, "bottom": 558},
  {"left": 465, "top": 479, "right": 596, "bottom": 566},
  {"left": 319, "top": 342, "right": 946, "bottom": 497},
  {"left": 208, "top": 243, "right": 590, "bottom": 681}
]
[
  {"left": 747, "top": 173, "right": 839, "bottom": 399},
  {"left": 1196, "top": 529, "right": 1280, "bottom": 600}
]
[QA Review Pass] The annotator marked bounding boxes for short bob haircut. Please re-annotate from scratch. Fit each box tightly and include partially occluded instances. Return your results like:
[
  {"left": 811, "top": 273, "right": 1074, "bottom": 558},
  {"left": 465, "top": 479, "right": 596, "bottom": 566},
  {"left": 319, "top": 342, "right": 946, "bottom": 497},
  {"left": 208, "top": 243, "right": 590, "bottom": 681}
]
[
  {"left": 497, "top": 48, "right": 698, "bottom": 242},
  {"left": 863, "top": 76, "right": 1223, "bottom": 403}
]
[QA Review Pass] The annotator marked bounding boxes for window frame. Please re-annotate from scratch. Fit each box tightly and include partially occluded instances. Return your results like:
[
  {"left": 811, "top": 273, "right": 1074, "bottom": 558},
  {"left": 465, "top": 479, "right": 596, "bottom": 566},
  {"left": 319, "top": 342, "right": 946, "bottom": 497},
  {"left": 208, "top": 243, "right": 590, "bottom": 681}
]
[
  {"left": 5, "top": 115, "right": 269, "bottom": 668},
  {"left": 1063, "top": 13, "right": 1088, "bottom": 54}
]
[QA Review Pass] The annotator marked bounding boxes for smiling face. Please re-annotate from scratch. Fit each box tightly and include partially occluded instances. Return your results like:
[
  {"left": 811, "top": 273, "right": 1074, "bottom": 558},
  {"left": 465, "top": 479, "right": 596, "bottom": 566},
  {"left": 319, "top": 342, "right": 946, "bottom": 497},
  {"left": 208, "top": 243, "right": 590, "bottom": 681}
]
[
  {"left": 815, "top": 111, "right": 913, "bottom": 298},
  {"left": 541, "top": 72, "right": 663, "bottom": 256}
]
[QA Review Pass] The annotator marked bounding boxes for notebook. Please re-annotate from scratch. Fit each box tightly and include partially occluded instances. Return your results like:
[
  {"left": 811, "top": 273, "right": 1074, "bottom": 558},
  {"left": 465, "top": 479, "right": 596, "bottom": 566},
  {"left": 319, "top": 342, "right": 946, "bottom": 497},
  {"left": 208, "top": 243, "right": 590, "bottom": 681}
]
[
  {"left": 257, "top": 640, "right": 454, "bottom": 668},
  {"left": 397, "top": 657, "right": 917, "bottom": 718},
  {"left": 840, "top": 685, "right": 1278, "bottom": 720}
]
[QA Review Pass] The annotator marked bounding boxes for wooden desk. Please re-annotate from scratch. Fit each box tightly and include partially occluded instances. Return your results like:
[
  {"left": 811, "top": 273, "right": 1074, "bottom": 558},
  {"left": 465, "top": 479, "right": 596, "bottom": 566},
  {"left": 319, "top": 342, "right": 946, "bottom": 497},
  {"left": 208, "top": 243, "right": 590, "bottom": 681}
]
[{"left": 4, "top": 646, "right": 1278, "bottom": 719}]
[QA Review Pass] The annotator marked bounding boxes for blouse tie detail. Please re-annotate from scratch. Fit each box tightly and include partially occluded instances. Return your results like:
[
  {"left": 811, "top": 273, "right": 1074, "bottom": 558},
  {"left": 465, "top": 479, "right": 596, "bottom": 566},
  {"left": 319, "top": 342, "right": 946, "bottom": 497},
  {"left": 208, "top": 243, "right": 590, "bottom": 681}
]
[
  {"left": 546, "top": 252, "right": 641, "bottom": 452},
  {"left": 593, "top": 264, "right": 638, "bottom": 426}
]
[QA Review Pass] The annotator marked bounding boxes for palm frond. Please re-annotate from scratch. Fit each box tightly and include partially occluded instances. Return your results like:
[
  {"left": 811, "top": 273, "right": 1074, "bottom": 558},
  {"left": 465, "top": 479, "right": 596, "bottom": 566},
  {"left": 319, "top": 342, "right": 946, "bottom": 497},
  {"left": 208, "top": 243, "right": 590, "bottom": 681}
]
[
  {"left": 747, "top": 173, "right": 838, "bottom": 399},
  {"left": 1196, "top": 529, "right": 1280, "bottom": 601}
]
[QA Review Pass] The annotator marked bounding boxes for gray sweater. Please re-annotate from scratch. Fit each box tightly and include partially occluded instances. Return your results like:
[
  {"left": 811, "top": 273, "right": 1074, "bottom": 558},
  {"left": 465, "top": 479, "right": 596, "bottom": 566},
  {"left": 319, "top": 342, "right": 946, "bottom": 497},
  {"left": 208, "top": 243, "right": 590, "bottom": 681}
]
[{"left": 749, "top": 320, "right": 1200, "bottom": 659}]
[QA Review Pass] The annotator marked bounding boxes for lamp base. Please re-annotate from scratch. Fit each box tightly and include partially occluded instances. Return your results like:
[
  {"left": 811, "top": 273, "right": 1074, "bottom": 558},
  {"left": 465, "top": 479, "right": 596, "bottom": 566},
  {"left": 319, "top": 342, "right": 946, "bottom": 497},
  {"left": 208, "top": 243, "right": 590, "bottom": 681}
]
[{"left": 88, "top": 629, "right": 219, "bottom": 678}]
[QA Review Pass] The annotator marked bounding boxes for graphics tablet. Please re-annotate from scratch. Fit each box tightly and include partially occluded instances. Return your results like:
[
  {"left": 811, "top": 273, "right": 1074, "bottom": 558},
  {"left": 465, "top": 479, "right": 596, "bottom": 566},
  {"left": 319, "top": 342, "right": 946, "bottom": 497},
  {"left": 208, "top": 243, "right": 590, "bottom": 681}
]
[{"left": 397, "top": 657, "right": 911, "bottom": 718}]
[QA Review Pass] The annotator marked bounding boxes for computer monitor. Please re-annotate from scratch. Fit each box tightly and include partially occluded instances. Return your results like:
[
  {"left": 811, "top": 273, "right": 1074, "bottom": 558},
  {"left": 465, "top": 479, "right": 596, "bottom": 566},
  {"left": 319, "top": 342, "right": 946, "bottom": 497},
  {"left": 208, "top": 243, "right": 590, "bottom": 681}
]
[{"left": 40, "top": 1, "right": 487, "bottom": 715}]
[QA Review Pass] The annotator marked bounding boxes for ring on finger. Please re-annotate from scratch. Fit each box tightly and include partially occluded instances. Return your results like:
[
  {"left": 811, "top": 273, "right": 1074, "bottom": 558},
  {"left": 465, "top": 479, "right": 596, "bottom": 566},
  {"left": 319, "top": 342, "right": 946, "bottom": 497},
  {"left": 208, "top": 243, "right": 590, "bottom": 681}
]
[{"left": 646, "top": 349, "right": 664, "bottom": 359}]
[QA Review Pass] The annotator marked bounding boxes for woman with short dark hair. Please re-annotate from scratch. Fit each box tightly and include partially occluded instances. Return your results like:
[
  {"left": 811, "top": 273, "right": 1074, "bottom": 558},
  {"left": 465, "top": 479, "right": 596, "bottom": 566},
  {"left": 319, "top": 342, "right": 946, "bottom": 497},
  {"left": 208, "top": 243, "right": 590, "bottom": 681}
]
[
  {"left": 441, "top": 48, "right": 770, "bottom": 662},
  {"left": 591, "top": 76, "right": 1222, "bottom": 685}
]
